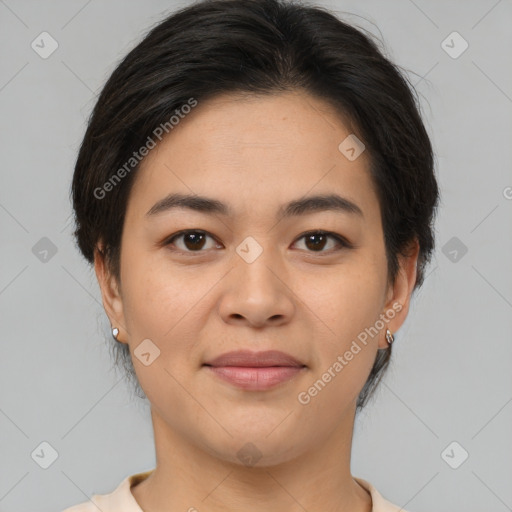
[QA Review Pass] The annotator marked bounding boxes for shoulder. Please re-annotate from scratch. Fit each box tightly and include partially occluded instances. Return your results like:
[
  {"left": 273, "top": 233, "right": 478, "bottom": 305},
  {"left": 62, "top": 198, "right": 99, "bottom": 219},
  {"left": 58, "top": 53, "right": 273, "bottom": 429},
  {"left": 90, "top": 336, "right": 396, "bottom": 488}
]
[
  {"left": 354, "top": 477, "right": 411, "bottom": 512},
  {"left": 60, "top": 469, "right": 154, "bottom": 512}
]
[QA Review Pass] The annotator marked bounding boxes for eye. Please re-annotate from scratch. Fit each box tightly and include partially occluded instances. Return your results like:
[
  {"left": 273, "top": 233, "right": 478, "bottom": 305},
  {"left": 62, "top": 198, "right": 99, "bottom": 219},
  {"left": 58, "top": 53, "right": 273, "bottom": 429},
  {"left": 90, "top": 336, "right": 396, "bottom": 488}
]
[
  {"left": 293, "top": 230, "right": 350, "bottom": 253},
  {"left": 164, "top": 229, "right": 351, "bottom": 255},
  {"left": 164, "top": 230, "right": 221, "bottom": 253}
]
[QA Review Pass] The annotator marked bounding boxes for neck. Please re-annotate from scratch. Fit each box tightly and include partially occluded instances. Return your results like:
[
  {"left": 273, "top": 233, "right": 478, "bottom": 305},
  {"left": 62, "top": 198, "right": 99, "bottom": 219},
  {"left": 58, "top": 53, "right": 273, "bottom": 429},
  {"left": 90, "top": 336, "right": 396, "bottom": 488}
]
[{"left": 131, "top": 403, "right": 372, "bottom": 512}]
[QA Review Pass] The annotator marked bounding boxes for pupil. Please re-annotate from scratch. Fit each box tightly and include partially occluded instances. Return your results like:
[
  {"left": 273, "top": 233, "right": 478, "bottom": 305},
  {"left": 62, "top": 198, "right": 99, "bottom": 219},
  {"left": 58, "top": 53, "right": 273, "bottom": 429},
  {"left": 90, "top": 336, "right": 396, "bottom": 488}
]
[
  {"left": 186, "top": 232, "right": 205, "bottom": 250},
  {"left": 306, "top": 233, "right": 326, "bottom": 251}
]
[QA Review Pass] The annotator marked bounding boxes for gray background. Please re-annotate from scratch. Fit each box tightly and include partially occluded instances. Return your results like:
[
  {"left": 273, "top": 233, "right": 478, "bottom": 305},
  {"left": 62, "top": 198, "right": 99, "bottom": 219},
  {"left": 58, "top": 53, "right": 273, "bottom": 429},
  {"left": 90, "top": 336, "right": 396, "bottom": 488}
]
[{"left": 1, "top": 1, "right": 511, "bottom": 511}]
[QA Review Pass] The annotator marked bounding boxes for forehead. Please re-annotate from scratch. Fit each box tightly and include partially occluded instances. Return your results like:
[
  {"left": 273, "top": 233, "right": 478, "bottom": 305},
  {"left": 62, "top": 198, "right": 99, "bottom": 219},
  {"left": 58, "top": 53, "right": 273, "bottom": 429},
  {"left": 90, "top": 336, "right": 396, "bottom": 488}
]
[{"left": 125, "top": 91, "right": 380, "bottom": 226}]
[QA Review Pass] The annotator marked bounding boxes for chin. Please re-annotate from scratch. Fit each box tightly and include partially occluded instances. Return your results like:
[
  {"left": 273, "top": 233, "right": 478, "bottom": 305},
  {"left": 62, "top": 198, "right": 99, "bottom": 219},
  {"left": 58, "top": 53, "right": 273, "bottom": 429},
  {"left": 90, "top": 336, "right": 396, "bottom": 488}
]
[{"left": 198, "top": 428, "right": 307, "bottom": 469}]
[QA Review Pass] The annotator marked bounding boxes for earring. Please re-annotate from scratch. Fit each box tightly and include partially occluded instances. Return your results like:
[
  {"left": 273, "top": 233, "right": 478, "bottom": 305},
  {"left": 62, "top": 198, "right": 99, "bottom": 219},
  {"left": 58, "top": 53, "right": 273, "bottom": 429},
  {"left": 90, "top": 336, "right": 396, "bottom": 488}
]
[
  {"left": 112, "top": 327, "right": 119, "bottom": 340},
  {"left": 385, "top": 328, "right": 394, "bottom": 346}
]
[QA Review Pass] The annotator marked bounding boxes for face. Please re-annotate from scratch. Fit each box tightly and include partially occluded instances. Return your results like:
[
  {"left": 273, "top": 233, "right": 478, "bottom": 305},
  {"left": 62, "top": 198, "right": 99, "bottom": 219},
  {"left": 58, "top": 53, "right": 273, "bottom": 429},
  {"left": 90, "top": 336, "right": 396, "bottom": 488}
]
[{"left": 96, "top": 90, "right": 417, "bottom": 467}]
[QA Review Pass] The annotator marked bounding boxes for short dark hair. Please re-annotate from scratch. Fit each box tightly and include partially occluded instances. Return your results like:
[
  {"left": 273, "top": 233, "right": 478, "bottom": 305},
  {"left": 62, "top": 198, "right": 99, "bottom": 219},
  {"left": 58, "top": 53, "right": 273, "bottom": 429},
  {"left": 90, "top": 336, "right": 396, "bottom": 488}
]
[{"left": 71, "top": 0, "right": 440, "bottom": 410}]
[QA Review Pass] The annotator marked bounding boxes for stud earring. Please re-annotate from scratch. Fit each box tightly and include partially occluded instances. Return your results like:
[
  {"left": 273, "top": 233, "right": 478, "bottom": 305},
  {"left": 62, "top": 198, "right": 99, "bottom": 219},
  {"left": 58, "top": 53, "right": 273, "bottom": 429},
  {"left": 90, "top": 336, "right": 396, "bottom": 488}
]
[
  {"left": 112, "top": 327, "right": 119, "bottom": 340},
  {"left": 385, "top": 328, "right": 394, "bottom": 346}
]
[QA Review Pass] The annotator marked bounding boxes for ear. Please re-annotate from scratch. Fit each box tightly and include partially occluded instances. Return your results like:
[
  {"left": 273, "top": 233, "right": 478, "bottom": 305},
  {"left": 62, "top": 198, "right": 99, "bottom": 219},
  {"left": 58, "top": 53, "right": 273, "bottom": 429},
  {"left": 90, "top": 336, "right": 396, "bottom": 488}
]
[
  {"left": 94, "top": 241, "right": 128, "bottom": 344},
  {"left": 378, "top": 238, "right": 420, "bottom": 349}
]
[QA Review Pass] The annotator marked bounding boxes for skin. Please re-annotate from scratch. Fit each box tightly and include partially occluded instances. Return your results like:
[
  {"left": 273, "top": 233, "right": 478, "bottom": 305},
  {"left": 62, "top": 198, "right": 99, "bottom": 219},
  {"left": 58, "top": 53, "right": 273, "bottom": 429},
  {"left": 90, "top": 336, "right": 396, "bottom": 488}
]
[{"left": 94, "top": 90, "right": 419, "bottom": 512}]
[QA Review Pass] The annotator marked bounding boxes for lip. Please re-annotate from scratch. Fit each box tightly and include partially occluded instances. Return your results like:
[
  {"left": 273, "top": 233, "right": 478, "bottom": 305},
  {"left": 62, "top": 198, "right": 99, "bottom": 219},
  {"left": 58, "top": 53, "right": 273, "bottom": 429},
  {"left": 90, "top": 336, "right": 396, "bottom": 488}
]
[
  {"left": 203, "top": 350, "right": 307, "bottom": 391},
  {"left": 204, "top": 350, "right": 305, "bottom": 368}
]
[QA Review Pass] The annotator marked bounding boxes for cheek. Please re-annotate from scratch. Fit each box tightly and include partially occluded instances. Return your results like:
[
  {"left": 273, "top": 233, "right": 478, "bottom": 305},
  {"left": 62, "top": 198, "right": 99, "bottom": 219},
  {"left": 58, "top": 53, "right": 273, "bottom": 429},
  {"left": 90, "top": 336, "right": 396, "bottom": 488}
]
[
  {"left": 119, "top": 250, "right": 173, "bottom": 341},
  {"left": 119, "top": 258, "right": 200, "bottom": 399},
  {"left": 297, "top": 260, "right": 386, "bottom": 391},
  {"left": 297, "top": 283, "right": 382, "bottom": 417},
  {"left": 120, "top": 253, "right": 213, "bottom": 356},
  {"left": 300, "top": 257, "right": 387, "bottom": 337}
]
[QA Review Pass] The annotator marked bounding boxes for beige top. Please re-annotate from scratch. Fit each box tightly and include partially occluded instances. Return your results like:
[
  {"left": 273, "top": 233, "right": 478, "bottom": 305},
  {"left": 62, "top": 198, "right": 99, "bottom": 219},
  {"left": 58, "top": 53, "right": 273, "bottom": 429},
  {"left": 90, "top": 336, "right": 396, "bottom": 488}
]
[{"left": 62, "top": 469, "right": 409, "bottom": 512}]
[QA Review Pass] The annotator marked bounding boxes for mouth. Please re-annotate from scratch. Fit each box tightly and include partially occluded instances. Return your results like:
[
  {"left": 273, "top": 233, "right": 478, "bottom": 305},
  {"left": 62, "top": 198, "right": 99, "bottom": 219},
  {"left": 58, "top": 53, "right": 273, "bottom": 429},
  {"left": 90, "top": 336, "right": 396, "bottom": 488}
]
[{"left": 202, "top": 350, "right": 307, "bottom": 391}]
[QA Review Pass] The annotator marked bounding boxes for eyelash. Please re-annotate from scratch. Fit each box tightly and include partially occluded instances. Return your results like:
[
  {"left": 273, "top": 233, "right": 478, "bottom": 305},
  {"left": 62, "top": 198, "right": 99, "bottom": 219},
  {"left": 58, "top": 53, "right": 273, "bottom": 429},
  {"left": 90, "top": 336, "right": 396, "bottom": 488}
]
[{"left": 163, "top": 229, "right": 352, "bottom": 255}]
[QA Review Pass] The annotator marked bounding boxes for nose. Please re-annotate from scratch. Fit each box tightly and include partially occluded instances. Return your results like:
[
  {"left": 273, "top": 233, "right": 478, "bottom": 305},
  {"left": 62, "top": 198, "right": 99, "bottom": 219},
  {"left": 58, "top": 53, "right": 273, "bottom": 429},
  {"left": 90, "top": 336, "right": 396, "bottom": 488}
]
[{"left": 218, "top": 243, "right": 295, "bottom": 328}]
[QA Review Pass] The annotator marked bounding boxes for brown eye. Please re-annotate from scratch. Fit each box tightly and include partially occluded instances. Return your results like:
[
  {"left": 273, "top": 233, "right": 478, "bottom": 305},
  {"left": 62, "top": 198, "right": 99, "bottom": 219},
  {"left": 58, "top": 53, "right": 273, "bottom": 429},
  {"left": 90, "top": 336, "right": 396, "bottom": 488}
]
[
  {"left": 164, "top": 229, "right": 350, "bottom": 255},
  {"left": 166, "top": 230, "right": 219, "bottom": 252},
  {"left": 294, "top": 231, "right": 349, "bottom": 253}
]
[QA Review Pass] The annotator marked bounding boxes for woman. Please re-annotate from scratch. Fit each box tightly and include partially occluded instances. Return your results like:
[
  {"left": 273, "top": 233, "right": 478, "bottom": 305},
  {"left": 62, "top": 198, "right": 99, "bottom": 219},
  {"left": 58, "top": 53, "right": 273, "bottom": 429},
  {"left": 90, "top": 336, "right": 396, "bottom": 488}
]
[{"left": 64, "top": 0, "right": 439, "bottom": 510}]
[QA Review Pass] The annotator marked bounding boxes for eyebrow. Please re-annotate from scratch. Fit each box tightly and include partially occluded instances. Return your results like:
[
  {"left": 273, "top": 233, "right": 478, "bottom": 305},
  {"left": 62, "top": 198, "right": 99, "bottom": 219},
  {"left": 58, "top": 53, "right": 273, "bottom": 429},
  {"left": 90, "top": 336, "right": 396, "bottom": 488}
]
[{"left": 145, "top": 192, "right": 364, "bottom": 220}]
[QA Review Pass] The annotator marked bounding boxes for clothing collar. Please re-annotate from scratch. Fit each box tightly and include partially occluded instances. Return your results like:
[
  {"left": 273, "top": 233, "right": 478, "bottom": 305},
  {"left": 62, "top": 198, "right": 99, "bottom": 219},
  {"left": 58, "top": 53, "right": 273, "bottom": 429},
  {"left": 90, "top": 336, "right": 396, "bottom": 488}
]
[{"left": 90, "top": 469, "right": 406, "bottom": 512}]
